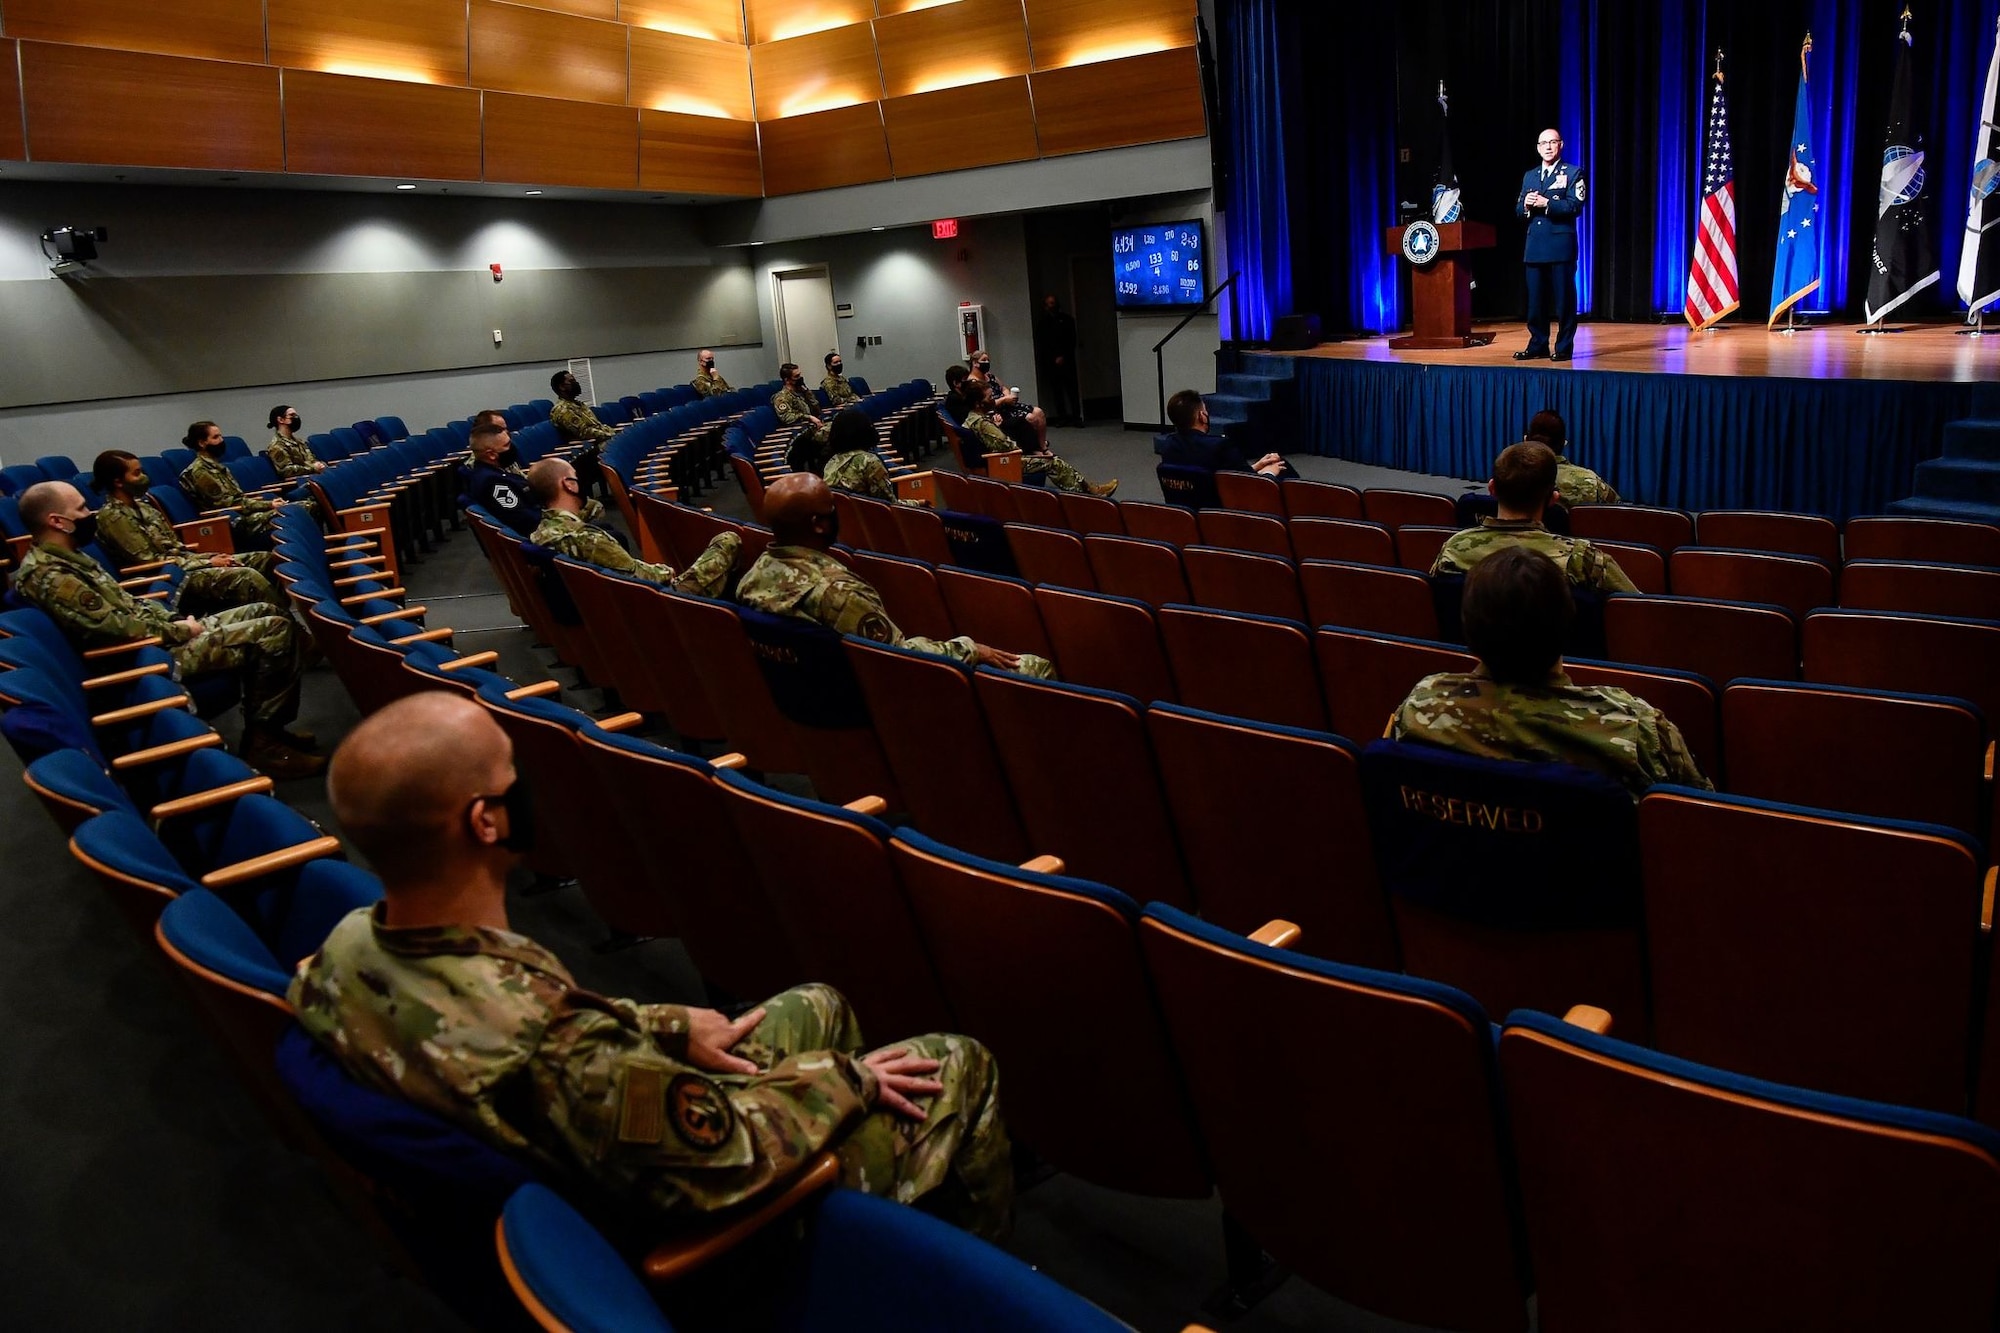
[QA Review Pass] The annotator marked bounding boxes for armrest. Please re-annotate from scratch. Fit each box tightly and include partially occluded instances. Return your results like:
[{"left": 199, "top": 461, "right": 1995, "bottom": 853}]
[
  {"left": 92, "top": 693, "right": 192, "bottom": 726},
  {"left": 504, "top": 680, "right": 563, "bottom": 701},
  {"left": 596, "top": 712, "right": 645, "bottom": 733},
  {"left": 438, "top": 651, "right": 499, "bottom": 672},
  {"left": 110, "top": 731, "right": 224, "bottom": 770},
  {"left": 332, "top": 572, "right": 381, "bottom": 587},
  {"left": 199, "top": 507, "right": 243, "bottom": 519},
  {"left": 150, "top": 775, "right": 275, "bottom": 820},
  {"left": 1983, "top": 866, "right": 1996, "bottom": 932},
  {"left": 117, "top": 573, "right": 172, "bottom": 589},
  {"left": 327, "top": 555, "right": 386, "bottom": 570},
  {"left": 390, "top": 627, "right": 455, "bottom": 646},
  {"left": 81, "top": 662, "right": 173, "bottom": 690},
  {"left": 712, "top": 753, "right": 748, "bottom": 770},
  {"left": 118, "top": 558, "right": 175, "bottom": 574},
  {"left": 1018, "top": 854, "right": 1066, "bottom": 875},
  {"left": 640, "top": 1154, "right": 842, "bottom": 1284},
  {"left": 1248, "top": 920, "right": 1302, "bottom": 950},
  {"left": 842, "top": 795, "right": 888, "bottom": 818},
  {"left": 199, "top": 835, "right": 344, "bottom": 891},
  {"left": 339, "top": 587, "right": 404, "bottom": 606},
  {"left": 83, "top": 636, "right": 162, "bottom": 660},
  {"left": 359, "top": 605, "right": 424, "bottom": 625},
  {"left": 138, "top": 590, "right": 172, "bottom": 602},
  {"left": 1561, "top": 1005, "right": 1614, "bottom": 1036}
]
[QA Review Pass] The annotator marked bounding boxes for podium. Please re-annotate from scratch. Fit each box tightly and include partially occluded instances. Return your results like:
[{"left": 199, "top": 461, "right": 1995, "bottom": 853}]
[{"left": 1383, "top": 220, "right": 1495, "bottom": 349}]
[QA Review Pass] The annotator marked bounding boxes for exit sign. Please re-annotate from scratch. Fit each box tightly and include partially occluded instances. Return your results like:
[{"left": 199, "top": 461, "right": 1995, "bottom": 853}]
[{"left": 932, "top": 218, "right": 959, "bottom": 240}]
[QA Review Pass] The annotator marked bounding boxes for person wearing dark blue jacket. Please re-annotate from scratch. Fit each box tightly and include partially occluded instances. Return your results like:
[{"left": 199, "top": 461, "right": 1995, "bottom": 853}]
[
  {"left": 1514, "top": 128, "right": 1588, "bottom": 362},
  {"left": 1156, "top": 390, "right": 1296, "bottom": 477}
]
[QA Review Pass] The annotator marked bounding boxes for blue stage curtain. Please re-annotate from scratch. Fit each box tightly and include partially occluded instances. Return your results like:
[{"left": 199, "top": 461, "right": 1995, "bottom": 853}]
[
  {"left": 1650, "top": 0, "right": 1704, "bottom": 315},
  {"left": 1221, "top": 0, "right": 1293, "bottom": 340},
  {"left": 1294, "top": 356, "right": 2000, "bottom": 519},
  {"left": 1921, "top": 0, "right": 2000, "bottom": 314}
]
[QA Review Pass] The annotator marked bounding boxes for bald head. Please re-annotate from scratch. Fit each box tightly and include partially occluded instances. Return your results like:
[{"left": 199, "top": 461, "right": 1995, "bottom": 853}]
[
  {"left": 329, "top": 692, "right": 513, "bottom": 887},
  {"left": 764, "top": 472, "right": 837, "bottom": 547},
  {"left": 19, "top": 480, "right": 81, "bottom": 534},
  {"left": 525, "top": 457, "right": 574, "bottom": 506}
]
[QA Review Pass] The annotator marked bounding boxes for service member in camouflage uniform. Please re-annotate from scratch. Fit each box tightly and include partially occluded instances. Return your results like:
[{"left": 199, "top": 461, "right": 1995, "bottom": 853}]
[
  {"left": 956, "top": 379, "right": 1115, "bottom": 496},
  {"left": 91, "top": 451, "right": 286, "bottom": 618},
  {"left": 1524, "top": 409, "right": 1620, "bottom": 507},
  {"left": 13, "top": 482, "right": 323, "bottom": 778},
  {"left": 180, "top": 420, "right": 307, "bottom": 545},
  {"left": 774, "top": 362, "right": 833, "bottom": 463},
  {"left": 290, "top": 693, "right": 1011, "bottom": 1238},
  {"left": 1394, "top": 546, "right": 1709, "bottom": 798},
  {"left": 265, "top": 405, "right": 326, "bottom": 479},
  {"left": 692, "top": 349, "right": 733, "bottom": 398},
  {"left": 737, "top": 473, "right": 1055, "bottom": 678},
  {"left": 820, "top": 351, "right": 861, "bottom": 409},
  {"left": 1431, "top": 441, "right": 1635, "bottom": 594},
  {"left": 819, "top": 408, "right": 902, "bottom": 503},
  {"left": 549, "top": 370, "right": 620, "bottom": 443},
  {"left": 525, "top": 458, "right": 738, "bottom": 595}
]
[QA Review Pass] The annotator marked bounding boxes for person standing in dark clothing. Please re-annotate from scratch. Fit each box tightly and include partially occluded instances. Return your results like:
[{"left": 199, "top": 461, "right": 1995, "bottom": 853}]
[{"left": 1034, "top": 294, "right": 1083, "bottom": 427}]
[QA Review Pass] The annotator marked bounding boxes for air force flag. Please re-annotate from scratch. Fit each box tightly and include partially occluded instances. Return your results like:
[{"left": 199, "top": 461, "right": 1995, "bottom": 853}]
[{"left": 1770, "top": 37, "right": 1822, "bottom": 326}]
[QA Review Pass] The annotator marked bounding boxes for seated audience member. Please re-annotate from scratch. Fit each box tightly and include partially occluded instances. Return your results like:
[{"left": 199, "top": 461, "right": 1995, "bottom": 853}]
[
  {"left": 265, "top": 405, "right": 325, "bottom": 479},
  {"left": 958, "top": 379, "right": 1116, "bottom": 497},
  {"left": 692, "top": 349, "right": 733, "bottom": 398},
  {"left": 1430, "top": 441, "right": 1635, "bottom": 594},
  {"left": 967, "top": 356, "right": 1045, "bottom": 452},
  {"left": 92, "top": 450, "right": 286, "bottom": 616},
  {"left": 14, "top": 481, "right": 322, "bottom": 777},
  {"left": 1525, "top": 409, "right": 1620, "bottom": 505},
  {"left": 1159, "top": 389, "right": 1296, "bottom": 477},
  {"left": 290, "top": 691, "right": 1011, "bottom": 1239},
  {"left": 774, "top": 363, "right": 833, "bottom": 467},
  {"left": 1394, "top": 546, "right": 1710, "bottom": 798},
  {"left": 821, "top": 351, "right": 861, "bottom": 408},
  {"left": 820, "top": 409, "right": 903, "bottom": 502},
  {"left": 548, "top": 370, "right": 620, "bottom": 444},
  {"left": 180, "top": 420, "right": 299, "bottom": 546},
  {"left": 525, "top": 458, "right": 738, "bottom": 596},
  {"left": 738, "top": 474, "right": 1055, "bottom": 678},
  {"left": 464, "top": 417, "right": 622, "bottom": 547},
  {"left": 940, "top": 365, "right": 975, "bottom": 425}
]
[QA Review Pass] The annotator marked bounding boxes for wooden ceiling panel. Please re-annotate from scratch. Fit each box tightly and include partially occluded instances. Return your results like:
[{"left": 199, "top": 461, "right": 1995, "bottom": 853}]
[
  {"left": 629, "top": 28, "right": 754, "bottom": 120},
  {"left": 749, "top": 23, "right": 883, "bottom": 120},
  {"left": 874, "top": 0, "right": 1028, "bottom": 100},
  {"left": 0, "top": 0, "right": 266, "bottom": 66},
  {"left": 640, "top": 109, "right": 763, "bottom": 196},
  {"left": 470, "top": 0, "right": 629, "bottom": 107},
  {"left": 497, "top": 0, "right": 619, "bottom": 19},
  {"left": 0, "top": 43, "right": 22, "bottom": 162},
  {"left": 21, "top": 42, "right": 283, "bottom": 171},
  {"left": 622, "top": 0, "right": 745, "bottom": 44},
  {"left": 742, "top": 0, "right": 873, "bottom": 46},
  {"left": 881, "top": 77, "right": 1036, "bottom": 179},
  {"left": 266, "top": 0, "right": 470, "bottom": 88},
  {"left": 758, "top": 102, "right": 890, "bottom": 195},
  {"left": 283, "top": 71, "right": 482, "bottom": 180},
  {"left": 1022, "top": 0, "right": 1195, "bottom": 72},
  {"left": 1030, "top": 46, "right": 1204, "bottom": 157},
  {"left": 484, "top": 91, "right": 640, "bottom": 189}
]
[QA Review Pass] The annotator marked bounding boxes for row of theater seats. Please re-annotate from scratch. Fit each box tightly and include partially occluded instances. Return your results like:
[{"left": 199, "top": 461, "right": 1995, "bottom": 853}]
[{"left": 721, "top": 380, "right": 946, "bottom": 521}]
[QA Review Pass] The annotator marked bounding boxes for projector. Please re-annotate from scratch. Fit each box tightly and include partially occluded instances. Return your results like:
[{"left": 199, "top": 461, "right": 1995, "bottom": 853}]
[{"left": 42, "top": 225, "right": 108, "bottom": 275}]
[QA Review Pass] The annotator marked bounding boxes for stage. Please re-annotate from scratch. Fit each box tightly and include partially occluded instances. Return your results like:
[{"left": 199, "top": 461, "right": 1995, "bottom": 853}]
[{"left": 1254, "top": 322, "right": 2000, "bottom": 520}]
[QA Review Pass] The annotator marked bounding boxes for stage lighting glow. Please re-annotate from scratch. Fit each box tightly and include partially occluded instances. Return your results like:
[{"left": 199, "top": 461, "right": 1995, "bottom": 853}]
[
  {"left": 650, "top": 96, "right": 736, "bottom": 119},
  {"left": 777, "top": 87, "right": 870, "bottom": 118},
  {"left": 318, "top": 61, "right": 438, "bottom": 86},
  {"left": 1057, "top": 38, "right": 1177, "bottom": 69},
  {"left": 909, "top": 66, "right": 1008, "bottom": 95}
]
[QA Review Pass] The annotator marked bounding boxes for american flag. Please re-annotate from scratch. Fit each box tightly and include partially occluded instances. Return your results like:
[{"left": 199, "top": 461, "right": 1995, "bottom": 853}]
[{"left": 1685, "top": 64, "right": 1740, "bottom": 328}]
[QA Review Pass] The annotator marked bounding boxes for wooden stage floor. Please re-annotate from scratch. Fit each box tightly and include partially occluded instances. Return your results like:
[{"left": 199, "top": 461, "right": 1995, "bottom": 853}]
[{"left": 1260, "top": 321, "right": 2000, "bottom": 384}]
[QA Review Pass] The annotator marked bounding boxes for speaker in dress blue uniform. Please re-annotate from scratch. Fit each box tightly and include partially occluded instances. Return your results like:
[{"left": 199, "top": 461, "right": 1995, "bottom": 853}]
[{"left": 1515, "top": 130, "right": 1587, "bottom": 361}]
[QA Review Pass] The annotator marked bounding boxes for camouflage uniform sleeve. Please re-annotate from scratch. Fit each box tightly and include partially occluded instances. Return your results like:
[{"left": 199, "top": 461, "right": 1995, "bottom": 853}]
[
  {"left": 529, "top": 1006, "right": 878, "bottom": 1216},
  {"left": 1651, "top": 713, "right": 1714, "bottom": 791},
  {"left": 1574, "top": 543, "right": 1638, "bottom": 594},
  {"left": 94, "top": 504, "right": 156, "bottom": 568},
  {"left": 1429, "top": 532, "right": 1476, "bottom": 577},
  {"left": 21, "top": 558, "right": 185, "bottom": 645},
  {"left": 581, "top": 498, "right": 606, "bottom": 525},
  {"left": 1600, "top": 479, "right": 1622, "bottom": 503},
  {"left": 567, "top": 522, "right": 681, "bottom": 585}
]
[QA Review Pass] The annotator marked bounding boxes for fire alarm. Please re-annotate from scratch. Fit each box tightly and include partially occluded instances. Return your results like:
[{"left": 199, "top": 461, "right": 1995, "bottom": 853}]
[{"left": 490, "top": 263, "right": 503, "bottom": 282}]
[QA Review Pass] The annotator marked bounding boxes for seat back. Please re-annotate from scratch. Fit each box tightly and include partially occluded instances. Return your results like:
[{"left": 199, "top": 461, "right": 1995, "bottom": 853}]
[
  {"left": 1839, "top": 559, "right": 2000, "bottom": 620},
  {"left": 1845, "top": 515, "right": 2000, "bottom": 566},
  {"left": 1057, "top": 490, "right": 1123, "bottom": 535},
  {"left": 973, "top": 672, "right": 1190, "bottom": 908},
  {"left": 1640, "top": 787, "right": 1986, "bottom": 1112},
  {"left": 1584, "top": 538, "right": 1667, "bottom": 593},
  {"left": 1567, "top": 503, "right": 1694, "bottom": 551},
  {"left": 1083, "top": 534, "right": 1188, "bottom": 607},
  {"left": 735, "top": 607, "right": 900, "bottom": 808},
  {"left": 1314, "top": 627, "right": 1474, "bottom": 745},
  {"left": 845, "top": 550, "right": 956, "bottom": 641},
  {"left": 1499, "top": 1009, "right": 2000, "bottom": 1333},
  {"left": 1802, "top": 609, "right": 2000, "bottom": 722},
  {"left": 1563, "top": 659, "right": 1722, "bottom": 780},
  {"left": 1181, "top": 545, "right": 1305, "bottom": 621},
  {"left": 1156, "top": 463, "right": 1220, "bottom": 510},
  {"left": 1196, "top": 509, "right": 1291, "bottom": 558},
  {"left": 1004, "top": 524, "right": 1095, "bottom": 591},
  {"left": 933, "top": 567, "right": 1051, "bottom": 659},
  {"left": 660, "top": 593, "right": 806, "bottom": 773},
  {"left": 1008, "top": 482, "right": 1066, "bottom": 528},
  {"left": 1281, "top": 479, "right": 1364, "bottom": 520},
  {"left": 1668, "top": 547, "right": 1834, "bottom": 621},
  {"left": 1146, "top": 705, "right": 1394, "bottom": 967},
  {"left": 601, "top": 575, "right": 727, "bottom": 745},
  {"left": 888, "top": 503, "right": 957, "bottom": 566},
  {"left": 1697, "top": 509, "right": 1840, "bottom": 564},
  {"left": 1156, "top": 604, "right": 1326, "bottom": 731},
  {"left": 1361, "top": 488, "right": 1456, "bottom": 529},
  {"left": 1214, "top": 470, "right": 1284, "bottom": 514},
  {"left": 963, "top": 475, "right": 1021, "bottom": 524},
  {"left": 1141, "top": 906, "right": 1529, "bottom": 1333},
  {"left": 1393, "top": 525, "right": 1457, "bottom": 572},
  {"left": 1031, "top": 586, "right": 1176, "bottom": 702},
  {"left": 553, "top": 560, "right": 658, "bottom": 713},
  {"left": 496, "top": 1184, "right": 676, "bottom": 1333},
  {"left": 470, "top": 687, "right": 605, "bottom": 887},
  {"left": 1118, "top": 501, "right": 1198, "bottom": 546},
  {"left": 1288, "top": 517, "right": 1396, "bottom": 565},
  {"left": 1300, "top": 560, "right": 1441, "bottom": 638},
  {"left": 888, "top": 831, "right": 1210, "bottom": 1197},
  {"left": 1603, "top": 594, "right": 1798, "bottom": 683}
]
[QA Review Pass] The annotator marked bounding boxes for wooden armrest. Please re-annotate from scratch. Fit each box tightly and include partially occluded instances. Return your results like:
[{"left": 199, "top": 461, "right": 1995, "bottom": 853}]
[
  {"left": 1562, "top": 1005, "right": 1614, "bottom": 1036},
  {"left": 110, "top": 731, "right": 224, "bottom": 770},
  {"left": 359, "top": 606, "right": 423, "bottom": 625},
  {"left": 81, "top": 662, "right": 173, "bottom": 689},
  {"left": 119, "top": 558, "right": 175, "bottom": 574},
  {"left": 504, "top": 680, "right": 562, "bottom": 700},
  {"left": 641, "top": 1154, "right": 842, "bottom": 1283},
  {"left": 1983, "top": 866, "right": 1996, "bottom": 932},
  {"left": 150, "top": 775, "right": 275, "bottom": 820},
  {"left": 138, "top": 590, "right": 172, "bottom": 601},
  {"left": 117, "top": 573, "right": 171, "bottom": 589},
  {"left": 92, "top": 693, "right": 191, "bottom": 726},
  {"left": 711, "top": 752, "right": 748, "bottom": 770},
  {"left": 339, "top": 587, "right": 404, "bottom": 605},
  {"left": 334, "top": 527, "right": 388, "bottom": 543},
  {"left": 327, "top": 555, "right": 386, "bottom": 570},
  {"left": 438, "top": 651, "right": 499, "bottom": 672},
  {"left": 332, "top": 572, "right": 380, "bottom": 587},
  {"left": 596, "top": 712, "right": 645, "bottom": 733},
  {"left": 1018, "top": 855, "right": 1066, "bottom": 875},
  {"left": 83, "top": 637, "right": 162, "bottom": 659},
  {"left": 390, "top": 627, "right": 455, "bottom": 646},
  {"left": 200, "top": 836, "right": 343, "bottom": 891},
  {"left": 1248, "top": 919, "right": 1302, "bottom": 950},
  {"left": 842, "top": 795, "right": 888, "bottom": 818},
  {"left": 198, "top": 507, "right": 242, "bottom": 518},
  {"left": 1986, "top": 740, "right": 1993, "bottom": 782}
]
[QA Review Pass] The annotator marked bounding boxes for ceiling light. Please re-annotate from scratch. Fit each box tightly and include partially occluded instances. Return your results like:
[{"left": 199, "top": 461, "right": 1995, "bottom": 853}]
[{"left": 395, "top": 183, "right": 417, "bottom": 191}]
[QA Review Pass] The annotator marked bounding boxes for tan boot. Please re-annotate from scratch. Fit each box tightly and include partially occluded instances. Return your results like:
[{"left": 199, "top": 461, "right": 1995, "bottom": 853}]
[{"left": 1087, "top": 479, "right": 1120, "bottom": 498}]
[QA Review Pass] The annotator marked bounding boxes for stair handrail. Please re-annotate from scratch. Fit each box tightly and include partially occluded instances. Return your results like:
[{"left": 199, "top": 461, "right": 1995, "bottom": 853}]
[{"left": 1152, "top": 271, "right": 1239, "bottom": 428}]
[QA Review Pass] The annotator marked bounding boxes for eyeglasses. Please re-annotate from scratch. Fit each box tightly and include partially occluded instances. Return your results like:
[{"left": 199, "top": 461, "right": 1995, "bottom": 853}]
[{"left": 1538, "top": 137, "right": 1562, "bottom": 146}]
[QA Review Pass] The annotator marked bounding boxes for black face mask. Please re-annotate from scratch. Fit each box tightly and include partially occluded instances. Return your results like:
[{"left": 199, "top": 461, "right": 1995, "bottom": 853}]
[
  {"left": 473, "top": 776, "right": 535, "bottom": 854},
  {"left": 830, "top": 364, "right": 842, "bottom": 376},
  {"left": 68, "top": 514, "right": 98, "bottom": 547},
  {"left": 821, "top": 510, "right": 841, "bottom": 544},
  {"left": 202, "top": 442, "right": 227, "bottom": 457},
  {"left": 499, "top": 447, "right": 520, "bottom": 468}
]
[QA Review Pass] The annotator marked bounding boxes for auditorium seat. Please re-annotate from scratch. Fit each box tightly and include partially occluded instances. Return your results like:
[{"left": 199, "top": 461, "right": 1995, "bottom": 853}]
[
  {"left": 1157, "top": 463, "right": 1220, "bottom": 510},
  {"left": 1157, "top": 605, "right": 1326, "bottom": 731},
  {"left": 1314, "top": 627, "right": 1473, "bottom": 744},
  {"left": 934, "top": 568, "right": 1053, "bottom": 659},
  {"left": 1181, "top": 546, "right": 1306, "bottom": 621},
  {"left": 495, "top": 1185, "right": 677, "bottom": 1333},
  {"left": 1361, "top": 489, "right": 1456, "bottom": 530},
  {"left": 845, "top": 637, "right": 1028, "bottom": 864},
  {"left": 1004, "top": 524, "right": 1096, "bottom": 592},
  {"left": 1214, "top": 471, "right": 1285, "bottom": 515},
  {"left": 1057, "top": 490, "right": 1124, "bottom": 536},
  {"left": 1393, "top": 525, "right": 1457, "bottom": 572},
  {"left": 1031, "top": 587, "right": 1177, "bottom": 703},
  {"left": 1119, "top": 501, "right": 1199, "bottom": 546},
  {"left": 1802, "top": 609, "right": 2000, "bottom": 722},
  {"left": 973, "top": 671, "right": 1191, "bottom": 908},
  {"left": 712, "top": 768, "right": 952, "bottom": 1038},
  {"left": 1084, "top": 534, "right": 1190, "bottom": 607},
  {"left": 1838, "top": 559, "right": 2000, "bottom": 621},
  {"left": 963, "top": 475, "right": 1022, "bottom": 524},
  {"left": 936, "top": 510, "right": 1015, "bottom": 576},
  {"left": 847, "top": 493, "right": 909, "bottom": 557},
  {"left": 1146, "top": 705, "right": 1394, "bottom": 965},
  {"left": 1005, "top": 482, "right": 1065, "bottom": 529},
  {"left": 737, "top": 609, "right": 902, "bottom": 810},
  {"left": 584, "top": 575, "right": 723, "bottom": 747},
  {"left": 845, "top": 550, "right": 957, "bottom": 641},
  {"left": 659, "top": 593, "right": 807, "bottom": 774},
  {"left": 1359, "top": 741, "right": 1648, "bottom": 1032},
  {"left": 1300, "top": 560, "right": 1442, "bottom": 639},
  {"left": 472, "top": 684, "right": 627, "bottom": 892},
  {"left": 932, "top": 469, "right": 976, "bottom": 514},
  {"left": 1281, "top": 479, "right": 1365, "bottom": 521},
  {"left": 1499, "top": 1008, "right": 2000, "bottom": 1333},
  {"left": 637, "top": 497, "right": 740, "bottom": 571},
  {"left": 1141, "top": 906, "right": 1529, "bottom": 1333},
  {"left": 1667, "top": 547, "right": 1834, "bottom": 621},
  {"left": 1844, "top": 515, "right": 2000, "bottom": 566},
  {"left": 552, "top": 558, "right": 662, "bottom": 714},
  {"left": 1603, "top": 594, "right": 1798, "bottom": 683},
  {"left": 1196, "top": 509, "right": 1292, "bottom": 558},
  {"left": 1640, "top": 786, "right": 1986, "bottom": 1112},
  {"left": 1563, "top": 659, "right": 1722, "bottom": 781},
  {"left": 888, "top": 503, "right": 957, "bottom": 566},
  {"left": 1584, "top": 538, "right": 1667, "bottom": 593},
  {"left": 1696, "top": 509, "right": 1841, "bottom": 565},
  {"left": 1288, "top": 517, "right": 1397, "bottom": 565},
  {"left": 1568, "top": 503, "right": 1694, "bottom": 551},
  {"left": 887, "top": 830, "right": 1210, "bottom": 1198}
]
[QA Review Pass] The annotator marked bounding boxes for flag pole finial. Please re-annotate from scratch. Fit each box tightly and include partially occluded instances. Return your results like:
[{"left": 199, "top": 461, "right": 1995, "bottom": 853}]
[
  {"left": 1713, "top": 48, "right": 1724, "bottom": 83},
  {"left": 1801, "top": 32, "right": 1812, "bottom": 80},
  {"left": 1899, "top": 4, "right": 1913, "bottom": 43}
]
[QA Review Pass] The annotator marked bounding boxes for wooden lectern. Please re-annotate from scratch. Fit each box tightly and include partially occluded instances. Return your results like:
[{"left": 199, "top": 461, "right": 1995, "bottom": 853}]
[{"left": 1383, "top": 220, "right": 1495, "bottom": 349}]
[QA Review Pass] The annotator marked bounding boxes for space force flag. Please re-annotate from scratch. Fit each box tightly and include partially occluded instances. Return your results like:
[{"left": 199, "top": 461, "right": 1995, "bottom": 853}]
[
  {"left": 1432, "top": 82, "right": 1462, "bottom": 224},
  {"left": 1958, "top": 17, "right": 2000, "bottom": 317},
  {"left": 1864, "top": 7, "right": 1941, "bottom": 325},
  {"left": 1769, "top": 36, "right": 1822, "bottom": 326}
]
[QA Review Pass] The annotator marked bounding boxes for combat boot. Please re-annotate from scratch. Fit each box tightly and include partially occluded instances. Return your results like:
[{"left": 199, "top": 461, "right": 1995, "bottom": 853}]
[
  {"left": 241, "top": 728, "right": 328, "bottom": 780},
  {"left": 1087, "top": 479, "right": 1120, "bottom": 498}
]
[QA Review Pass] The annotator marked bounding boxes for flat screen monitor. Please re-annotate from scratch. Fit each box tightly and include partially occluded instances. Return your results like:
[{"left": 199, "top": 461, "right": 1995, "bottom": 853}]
[{"left": 1111, "top": 220, "right": 1207, "bottom": 309}]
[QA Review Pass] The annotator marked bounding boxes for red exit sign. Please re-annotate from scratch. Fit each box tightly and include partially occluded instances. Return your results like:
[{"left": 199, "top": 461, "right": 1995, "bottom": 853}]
[{"left": 932, "top": 218, "right": 959, "bottom": 240}]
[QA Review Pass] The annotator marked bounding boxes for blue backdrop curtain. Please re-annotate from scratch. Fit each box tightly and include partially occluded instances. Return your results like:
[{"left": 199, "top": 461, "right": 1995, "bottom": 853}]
[{"left": 1221, "top": 0, "right": 1292, "bottom": 341}]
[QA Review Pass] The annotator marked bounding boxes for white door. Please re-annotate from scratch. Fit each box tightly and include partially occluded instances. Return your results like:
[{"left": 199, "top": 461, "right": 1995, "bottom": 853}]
[{"left": 773, "top": 266, "right": 839, "bottom": 373}]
